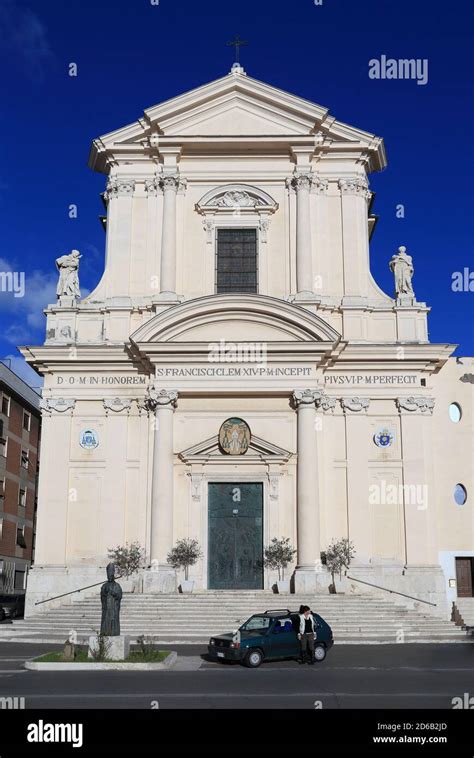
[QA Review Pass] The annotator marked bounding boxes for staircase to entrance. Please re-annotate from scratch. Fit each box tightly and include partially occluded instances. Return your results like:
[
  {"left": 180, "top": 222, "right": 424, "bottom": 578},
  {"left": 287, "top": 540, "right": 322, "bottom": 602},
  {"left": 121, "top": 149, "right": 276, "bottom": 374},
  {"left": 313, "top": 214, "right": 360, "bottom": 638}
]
[{"left": 0, "top": 591, "right": 468, "bottom": 645}]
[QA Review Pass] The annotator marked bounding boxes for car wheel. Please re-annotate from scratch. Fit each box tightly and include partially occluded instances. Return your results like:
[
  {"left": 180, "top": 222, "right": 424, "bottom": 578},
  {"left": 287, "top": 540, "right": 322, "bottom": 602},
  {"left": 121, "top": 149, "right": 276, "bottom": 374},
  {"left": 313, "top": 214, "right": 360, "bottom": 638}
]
[
  {"left": 314, "top": 644, "right": 326, "bottom": 662},
  {"left": 244, "top": 649, "right": 263, "bottom": 668}
]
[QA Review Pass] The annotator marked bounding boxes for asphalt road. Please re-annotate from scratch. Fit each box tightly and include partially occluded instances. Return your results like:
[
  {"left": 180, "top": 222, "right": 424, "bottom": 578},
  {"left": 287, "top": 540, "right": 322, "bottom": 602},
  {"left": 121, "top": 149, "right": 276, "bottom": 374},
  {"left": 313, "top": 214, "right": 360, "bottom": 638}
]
[{"left": 0, "top": 642, "right": 472, "bottom": 709}]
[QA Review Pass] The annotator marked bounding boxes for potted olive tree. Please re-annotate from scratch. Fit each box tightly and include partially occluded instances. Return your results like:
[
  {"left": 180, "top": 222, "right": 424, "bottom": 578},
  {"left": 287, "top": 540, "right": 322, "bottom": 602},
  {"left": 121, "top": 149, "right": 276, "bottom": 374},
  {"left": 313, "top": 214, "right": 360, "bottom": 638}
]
[
  {"left": 263, "top": 537, "right": 296, "bottom": 593},
  {"left": 167, "top": 538, "right": 203, "bottom": 593},
  {"left": 108, "top": 542, "right": 146, "bottom": 592},
  {"left": 325, "top": 538, "right": 356, "bottom": 593}
]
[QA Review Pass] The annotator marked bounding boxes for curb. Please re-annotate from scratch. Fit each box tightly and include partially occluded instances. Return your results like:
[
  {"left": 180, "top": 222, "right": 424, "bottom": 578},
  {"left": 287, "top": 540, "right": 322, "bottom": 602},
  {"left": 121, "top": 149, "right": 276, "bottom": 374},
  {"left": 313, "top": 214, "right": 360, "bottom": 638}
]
[{"left": 23, "top": 650, "right": 178, "bottom": 671}]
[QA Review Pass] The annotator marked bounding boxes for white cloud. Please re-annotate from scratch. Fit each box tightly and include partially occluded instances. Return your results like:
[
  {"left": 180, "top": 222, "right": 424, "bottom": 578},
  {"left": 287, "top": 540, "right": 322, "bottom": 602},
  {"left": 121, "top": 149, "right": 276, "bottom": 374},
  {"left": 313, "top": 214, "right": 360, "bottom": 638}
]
[
  {"left": 0, "top": 264, "right": 57, "bottom": 343},
  {"left": 0, "top": 0, "right": 53, "bottom": 82}
]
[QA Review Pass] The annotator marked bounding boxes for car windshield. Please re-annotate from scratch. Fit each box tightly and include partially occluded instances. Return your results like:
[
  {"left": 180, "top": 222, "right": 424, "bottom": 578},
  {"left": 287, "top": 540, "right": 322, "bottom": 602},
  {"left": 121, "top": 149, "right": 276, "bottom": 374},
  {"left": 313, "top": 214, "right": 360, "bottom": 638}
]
[{"left": 240, "top": 615, "right": 273, "bottom": 633}]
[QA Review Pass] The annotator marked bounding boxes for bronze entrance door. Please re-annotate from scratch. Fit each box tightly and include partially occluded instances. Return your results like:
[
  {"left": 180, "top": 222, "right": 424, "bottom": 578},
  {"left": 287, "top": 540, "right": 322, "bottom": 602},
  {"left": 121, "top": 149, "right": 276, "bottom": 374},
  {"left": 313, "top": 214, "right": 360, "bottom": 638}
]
[
  {"left": 456, "top": 557, "right": 474, "bottom": 597},
  {"left": 208, "top": 483, "right": 263, "bottom": 590}
]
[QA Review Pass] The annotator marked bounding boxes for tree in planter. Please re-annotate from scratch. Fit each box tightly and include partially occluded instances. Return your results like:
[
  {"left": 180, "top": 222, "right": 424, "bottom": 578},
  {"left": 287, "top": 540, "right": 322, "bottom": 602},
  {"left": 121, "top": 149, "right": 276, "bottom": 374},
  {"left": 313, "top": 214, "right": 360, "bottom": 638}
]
[
  {"left": 263, "top": 537, "right": 297, "bottom": 582},
  {"left": 325, "top": 538, "right": 356, "bottom": 593},
  {"left": 167, "top": 538, "right": 203, "bottom": 581},
  {"left": 108, "top": 542, "right": 146, "bottom": 578}
]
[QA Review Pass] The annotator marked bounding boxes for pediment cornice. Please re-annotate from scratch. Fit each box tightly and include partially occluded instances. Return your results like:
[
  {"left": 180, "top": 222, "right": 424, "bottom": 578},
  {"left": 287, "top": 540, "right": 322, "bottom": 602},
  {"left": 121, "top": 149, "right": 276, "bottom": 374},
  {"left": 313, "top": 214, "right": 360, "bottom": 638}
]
[
  {"left": 179, "top": 433, "right": 292, "bottom": 464},
  {"left": 88, "top": 71, "right": 386, "bottom": 174}
]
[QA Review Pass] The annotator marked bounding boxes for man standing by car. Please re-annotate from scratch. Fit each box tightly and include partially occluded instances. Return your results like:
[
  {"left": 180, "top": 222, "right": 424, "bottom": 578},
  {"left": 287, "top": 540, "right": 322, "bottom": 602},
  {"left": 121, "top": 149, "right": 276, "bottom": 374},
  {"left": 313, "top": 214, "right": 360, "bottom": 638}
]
[{"left": 298, "top": 605, "right": 316, "bottom": 664}]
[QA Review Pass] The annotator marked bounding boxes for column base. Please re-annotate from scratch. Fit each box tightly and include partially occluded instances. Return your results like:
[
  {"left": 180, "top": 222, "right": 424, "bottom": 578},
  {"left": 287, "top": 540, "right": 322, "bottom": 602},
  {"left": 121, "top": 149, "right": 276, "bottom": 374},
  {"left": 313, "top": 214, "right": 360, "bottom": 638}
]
[
  {"left": 153, "top": 291, "right": 183, "bottom": 303},
  {"left": 288, "top": 291, "right": 321, "bottom": 303},
  {"left": 294, "top": 565, "right": 330, "bottom": 593},
  {"left": 143, "top": 565, "right": 177, "bottom": 594}
]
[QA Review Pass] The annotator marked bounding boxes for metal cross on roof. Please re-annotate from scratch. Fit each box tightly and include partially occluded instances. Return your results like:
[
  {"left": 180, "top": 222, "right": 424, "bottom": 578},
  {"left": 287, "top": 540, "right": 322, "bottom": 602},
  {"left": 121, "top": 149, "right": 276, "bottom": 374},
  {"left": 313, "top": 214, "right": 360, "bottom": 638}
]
[{"left": 227, "top": 35, "right": 248, "bottom": 64}]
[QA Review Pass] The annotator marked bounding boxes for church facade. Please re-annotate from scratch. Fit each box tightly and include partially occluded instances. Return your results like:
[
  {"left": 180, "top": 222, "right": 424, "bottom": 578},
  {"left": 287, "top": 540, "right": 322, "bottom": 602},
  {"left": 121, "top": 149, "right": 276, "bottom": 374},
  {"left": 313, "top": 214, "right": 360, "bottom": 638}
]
[{"left": 22, "top": 65, "right": 473, "bottom": 618}]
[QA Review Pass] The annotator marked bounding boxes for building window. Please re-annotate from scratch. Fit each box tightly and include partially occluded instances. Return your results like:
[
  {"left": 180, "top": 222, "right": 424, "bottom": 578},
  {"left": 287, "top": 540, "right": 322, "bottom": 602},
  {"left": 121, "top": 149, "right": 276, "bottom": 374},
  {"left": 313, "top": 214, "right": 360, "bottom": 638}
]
[
  {"left": 0, "top": 518, "right": 3, "bottom": 540},
  {"left": 23, "top": 412, "right": 31, "bottom": 432},
  {"left": 454, "top": 484, "right": 467, "bottom": 506},
  {"left": 18, "top": 489, "right": 26, "bottom": 508},
  {"left": 0, "top": 436, "right": 7, "bottom": 458},
  {"left": 449, "top": 403, "right": 462, "bottom": 423},
  {"left": 16, "top": 526, "right": 27, "bottom": 549},
  {"left": 20, "top": 450, "right": 29, "bottom": 469},
  {"left": 1, "top": 394, "right": 10, "bottom": 416},
  {"left": 14, "top": 570, "right": 25, "bottom": 591},
  {"left": 216, "top": 228, "right": 258, "bottom": 294},
  {"left": 0, "top": 479, "right": 4, "bottom": 499}
]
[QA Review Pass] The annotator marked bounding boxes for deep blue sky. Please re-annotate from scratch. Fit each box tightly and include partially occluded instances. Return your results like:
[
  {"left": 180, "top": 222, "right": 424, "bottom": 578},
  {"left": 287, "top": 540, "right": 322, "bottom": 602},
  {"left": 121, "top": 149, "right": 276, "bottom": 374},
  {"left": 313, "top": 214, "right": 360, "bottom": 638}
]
[{"left": 0, "top": 0, "right": 473, "bottom": 387}]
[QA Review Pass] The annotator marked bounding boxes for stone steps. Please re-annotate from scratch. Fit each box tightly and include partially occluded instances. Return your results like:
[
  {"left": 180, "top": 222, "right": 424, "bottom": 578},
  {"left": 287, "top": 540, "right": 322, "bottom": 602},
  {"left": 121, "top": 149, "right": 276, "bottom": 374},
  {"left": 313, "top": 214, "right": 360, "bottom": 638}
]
[
  {"left": 455, "top": 598, "right": 474, "bottom": 626},
  {"left": 1, "top": 592, "right": 467, "bottom": 645}
]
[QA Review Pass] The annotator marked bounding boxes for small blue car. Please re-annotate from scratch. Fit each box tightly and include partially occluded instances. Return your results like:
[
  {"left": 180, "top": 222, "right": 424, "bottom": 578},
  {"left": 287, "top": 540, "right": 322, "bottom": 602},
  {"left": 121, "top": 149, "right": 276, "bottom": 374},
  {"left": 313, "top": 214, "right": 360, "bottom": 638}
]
[{"left": 208, "top": 608, "right": 334, "bottom": 668}]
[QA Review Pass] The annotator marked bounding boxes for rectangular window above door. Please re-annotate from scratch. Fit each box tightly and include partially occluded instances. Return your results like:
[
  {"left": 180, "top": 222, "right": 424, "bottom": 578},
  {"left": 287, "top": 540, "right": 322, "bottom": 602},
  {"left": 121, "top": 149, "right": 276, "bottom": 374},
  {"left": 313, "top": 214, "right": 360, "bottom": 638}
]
[{"left": 216, "top": 228, "right": 258, "bottom": 294}]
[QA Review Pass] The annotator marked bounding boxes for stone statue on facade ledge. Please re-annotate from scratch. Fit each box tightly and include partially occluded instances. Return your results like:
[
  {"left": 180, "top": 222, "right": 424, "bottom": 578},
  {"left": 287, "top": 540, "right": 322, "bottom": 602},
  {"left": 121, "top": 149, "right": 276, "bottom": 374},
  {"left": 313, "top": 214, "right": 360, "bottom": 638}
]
[
  {"left": 389, "top": 246, "right": 416, "bottom": 304},
  {"left": 55, "top": 249, "right": 81, "bottom": 302}
]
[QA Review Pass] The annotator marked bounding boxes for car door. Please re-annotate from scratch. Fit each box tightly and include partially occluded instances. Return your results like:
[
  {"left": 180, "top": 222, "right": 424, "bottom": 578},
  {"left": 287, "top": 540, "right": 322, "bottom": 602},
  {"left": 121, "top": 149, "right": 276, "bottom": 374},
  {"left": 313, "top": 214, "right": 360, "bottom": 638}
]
[{"left": 269, "top": 619, "right": 299, "bottom": 659}]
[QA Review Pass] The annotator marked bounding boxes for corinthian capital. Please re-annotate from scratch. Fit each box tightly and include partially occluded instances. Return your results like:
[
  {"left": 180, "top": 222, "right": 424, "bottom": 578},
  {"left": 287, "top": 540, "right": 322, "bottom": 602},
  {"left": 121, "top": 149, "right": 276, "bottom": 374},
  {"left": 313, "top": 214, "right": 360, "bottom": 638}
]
[
  {"left": 293, "top": 389, "right": 323, "bottom": 409},
  {"left": 291, "top": 173, "right": 313, "bottom": 192},
  {"left": 159, "top": 174, "right": 183, "bottom": 192},
  {"left": 318, "top": 395, "right": 336, "bottom": 413},
  {"left": 105, "top": 177, "right": 136, "bottom": 200},
  {"left": 145, "top": 383, "right": 178, "bottom": 412},
  {"left": 338, "top": 176, "right": 371, "bottom": 201},
  {"left": 145, "top": 177, "right": 160, "bottom": 196},
  {"left": 396, "top": 396, "right": 435, "bottom": 414},
  {"left": 311, "top": 174, "right": 329, "bottom": 194}
]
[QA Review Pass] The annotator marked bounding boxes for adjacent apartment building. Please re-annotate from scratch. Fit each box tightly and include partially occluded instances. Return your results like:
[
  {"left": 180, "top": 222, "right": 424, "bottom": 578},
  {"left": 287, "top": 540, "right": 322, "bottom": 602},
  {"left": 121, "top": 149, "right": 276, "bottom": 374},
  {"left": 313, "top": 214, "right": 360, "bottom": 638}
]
[{"left": 0, "top": 362, "right": 41, "bottom": 593}]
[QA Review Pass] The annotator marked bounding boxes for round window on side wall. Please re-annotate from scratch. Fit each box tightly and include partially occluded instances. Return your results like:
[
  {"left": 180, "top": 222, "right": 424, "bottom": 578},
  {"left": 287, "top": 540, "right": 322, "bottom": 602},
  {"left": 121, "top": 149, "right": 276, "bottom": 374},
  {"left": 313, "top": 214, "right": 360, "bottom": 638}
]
[
  {"left": 449, "top": 403, "right": 462, "bottom": 423},
  {"left": 454, "top": 484, "right": 467, "bottom": 506}
]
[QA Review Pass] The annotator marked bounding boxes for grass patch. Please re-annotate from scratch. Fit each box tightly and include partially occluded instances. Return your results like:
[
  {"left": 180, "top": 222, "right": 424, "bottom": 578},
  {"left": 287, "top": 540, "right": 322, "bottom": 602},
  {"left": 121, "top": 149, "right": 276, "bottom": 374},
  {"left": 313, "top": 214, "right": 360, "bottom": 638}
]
[{"left": 33, "top": 649, "right": 169, "bottom": 664}]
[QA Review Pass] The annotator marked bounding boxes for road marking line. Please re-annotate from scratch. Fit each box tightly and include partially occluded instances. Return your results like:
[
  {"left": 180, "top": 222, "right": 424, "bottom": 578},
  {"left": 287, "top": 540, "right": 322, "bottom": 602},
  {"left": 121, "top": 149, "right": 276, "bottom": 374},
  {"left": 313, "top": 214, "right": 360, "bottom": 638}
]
[{"left": 10, "top": 691, "right": 459, "bottom": 699}]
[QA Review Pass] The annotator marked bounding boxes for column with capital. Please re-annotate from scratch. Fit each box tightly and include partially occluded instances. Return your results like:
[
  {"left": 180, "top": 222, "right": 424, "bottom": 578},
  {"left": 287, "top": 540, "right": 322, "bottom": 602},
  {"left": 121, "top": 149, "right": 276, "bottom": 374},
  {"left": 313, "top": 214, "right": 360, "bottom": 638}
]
[
  {"left": 293, "top": 389, "right": 324, "bottom": 591},
  {"left": 338, "top": 176, "right": 372, "bottom": 301},
  {"left": 289, "top": 173, "right": 314, "bottom": 297},
  {"left": 158, "top": 175, "right": 182, "bottom": 299},
  {"left": 144, "top": 385, "right": 178, "bottom": 592},
  {"left": 104, "top": 177, "right": 136, "bottom": 298}
]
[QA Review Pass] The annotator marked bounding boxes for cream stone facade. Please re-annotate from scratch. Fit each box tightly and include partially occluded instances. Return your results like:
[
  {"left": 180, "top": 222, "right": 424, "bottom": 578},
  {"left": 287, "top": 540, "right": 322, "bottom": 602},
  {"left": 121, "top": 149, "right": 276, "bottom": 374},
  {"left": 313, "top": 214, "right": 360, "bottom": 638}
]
[{"left": 21, "top": 66, "right": 473, "bottom": 618}]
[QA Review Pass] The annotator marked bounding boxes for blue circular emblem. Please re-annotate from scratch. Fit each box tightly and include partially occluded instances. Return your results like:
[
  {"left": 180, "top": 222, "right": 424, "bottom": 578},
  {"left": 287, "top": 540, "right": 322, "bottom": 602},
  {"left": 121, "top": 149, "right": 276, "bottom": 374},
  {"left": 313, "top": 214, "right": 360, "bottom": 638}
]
[
  {"left": 374, "top": 429, "right": 394, "bottom": 448},
  {"left": 80, "top": 429, "right": 99, "bottom": 450}
]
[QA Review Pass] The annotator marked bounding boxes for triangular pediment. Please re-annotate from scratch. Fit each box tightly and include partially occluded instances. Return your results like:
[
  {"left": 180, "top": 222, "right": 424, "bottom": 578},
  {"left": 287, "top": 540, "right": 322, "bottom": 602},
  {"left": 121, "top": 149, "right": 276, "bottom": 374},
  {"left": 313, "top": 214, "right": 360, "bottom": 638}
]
[
  {"left": 89, "top": 70, "right": 386, "bottom": 172},
  {"left": 179, "top": 433, "right": 292, "bottom": 464}
]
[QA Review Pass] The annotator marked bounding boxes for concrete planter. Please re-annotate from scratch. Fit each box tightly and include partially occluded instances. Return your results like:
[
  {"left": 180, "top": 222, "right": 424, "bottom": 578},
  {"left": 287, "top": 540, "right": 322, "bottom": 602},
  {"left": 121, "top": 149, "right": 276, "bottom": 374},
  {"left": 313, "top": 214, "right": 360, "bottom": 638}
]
[
  {"left": 24, "top": 651, "right": 177, "bottom": 672},
  {"left": 180, "top": 580, "right": 194, "bottom": 593},
  {"left": 277, "top": 580, "right": 290, "bottom": 594}
]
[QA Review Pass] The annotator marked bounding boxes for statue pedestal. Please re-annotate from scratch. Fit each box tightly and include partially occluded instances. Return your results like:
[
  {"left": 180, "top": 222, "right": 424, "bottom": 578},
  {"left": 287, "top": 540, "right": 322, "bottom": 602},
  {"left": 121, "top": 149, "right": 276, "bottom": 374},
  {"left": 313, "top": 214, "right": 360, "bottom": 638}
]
[
  {"left": 88, "top": 635, "right": 130, "bottom": 661},
  {"left": 396, "top": 294, "right": 416, "bottom": 307},
  {"left": 143, "top": 566, "right": 177, "bottom": 594},
  {"left": 57, "top": 295, "right": 77, "bottom": 308}
]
